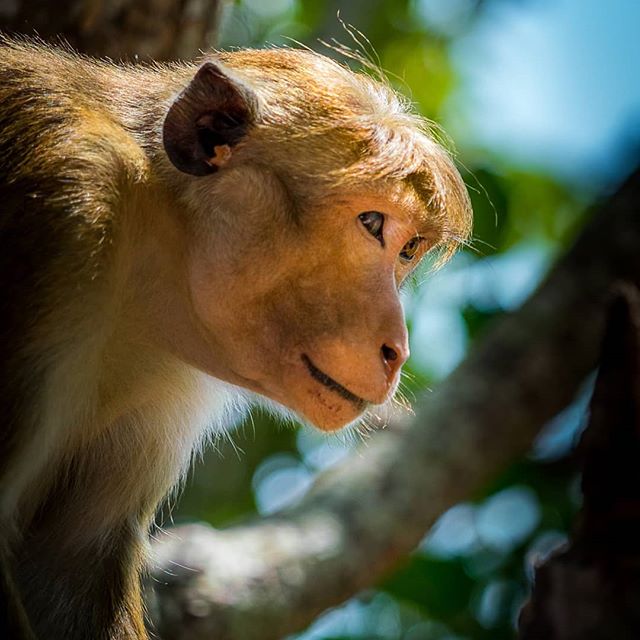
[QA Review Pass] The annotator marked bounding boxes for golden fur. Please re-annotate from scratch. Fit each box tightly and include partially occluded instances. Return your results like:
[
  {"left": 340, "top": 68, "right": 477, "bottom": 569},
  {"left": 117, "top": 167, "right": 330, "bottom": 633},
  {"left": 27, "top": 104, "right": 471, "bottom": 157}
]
[{"left": 0, "top": 37, "right": 471, "bottom": 638}]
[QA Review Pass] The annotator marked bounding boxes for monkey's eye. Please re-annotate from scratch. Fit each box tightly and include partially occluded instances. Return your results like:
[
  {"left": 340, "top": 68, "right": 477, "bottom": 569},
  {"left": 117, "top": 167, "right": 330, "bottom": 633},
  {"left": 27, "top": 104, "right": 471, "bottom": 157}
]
[
  {"left": 399, "top": 236, "right": 424, "bottom": 262},
  {"left": 358, "top": 211, "right": 385, "bottom": 245}
]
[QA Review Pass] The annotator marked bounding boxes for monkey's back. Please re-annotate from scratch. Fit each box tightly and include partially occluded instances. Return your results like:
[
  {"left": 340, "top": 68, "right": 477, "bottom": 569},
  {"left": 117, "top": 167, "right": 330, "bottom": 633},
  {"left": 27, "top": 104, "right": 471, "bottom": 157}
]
[{"left": 0, "top": 40, "right": 145, "bottom": 475}]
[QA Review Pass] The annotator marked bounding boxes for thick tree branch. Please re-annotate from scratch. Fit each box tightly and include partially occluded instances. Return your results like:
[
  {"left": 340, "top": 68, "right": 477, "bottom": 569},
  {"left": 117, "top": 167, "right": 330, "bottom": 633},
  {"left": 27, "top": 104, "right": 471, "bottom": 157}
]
[{"left": 147, "top": 169, "right": 640, "bottom": 640}]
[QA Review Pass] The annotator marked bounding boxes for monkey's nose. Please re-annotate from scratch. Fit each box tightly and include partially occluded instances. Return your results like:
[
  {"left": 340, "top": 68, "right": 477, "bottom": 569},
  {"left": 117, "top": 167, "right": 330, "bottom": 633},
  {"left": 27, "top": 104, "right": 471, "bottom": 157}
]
[{"left": 380, "top": 340, "right": 409, "bottom": 382}]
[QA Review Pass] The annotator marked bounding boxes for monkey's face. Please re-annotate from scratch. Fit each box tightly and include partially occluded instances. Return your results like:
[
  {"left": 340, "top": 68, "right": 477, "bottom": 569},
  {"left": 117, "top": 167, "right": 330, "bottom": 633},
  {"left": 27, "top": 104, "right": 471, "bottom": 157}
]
[
  {"left": 161, "top": 56, "right": 470, "bottom": 431},
  {"left": 181, "top": 168, "right": 436, "bottom": 431}
]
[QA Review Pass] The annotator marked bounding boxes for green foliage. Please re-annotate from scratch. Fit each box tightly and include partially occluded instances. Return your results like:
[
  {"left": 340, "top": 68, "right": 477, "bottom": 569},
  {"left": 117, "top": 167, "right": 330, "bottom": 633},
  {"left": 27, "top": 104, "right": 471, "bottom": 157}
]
[{"left": 383, "top": 556, "right": 476, "bottom": 620}]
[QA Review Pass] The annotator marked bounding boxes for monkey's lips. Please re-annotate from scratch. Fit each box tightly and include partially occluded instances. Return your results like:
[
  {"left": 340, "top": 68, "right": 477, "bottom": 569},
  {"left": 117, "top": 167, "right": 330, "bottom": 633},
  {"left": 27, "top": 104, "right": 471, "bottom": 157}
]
[{"left": 301, "top": 354, "right": 368, "bottom": 411}]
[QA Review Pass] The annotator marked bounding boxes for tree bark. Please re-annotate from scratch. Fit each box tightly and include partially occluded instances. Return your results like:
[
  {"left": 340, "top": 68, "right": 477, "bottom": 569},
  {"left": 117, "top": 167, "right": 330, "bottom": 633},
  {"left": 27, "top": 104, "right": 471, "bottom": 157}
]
[
  {"left": 0, "top": 0, "right": 224, "bottom": 60},
  {"left": 519, "top": 285, "right": 640, "bottom": 639},
  {"left": 145, "top": 170, "right": 640, "bottom": 640}
]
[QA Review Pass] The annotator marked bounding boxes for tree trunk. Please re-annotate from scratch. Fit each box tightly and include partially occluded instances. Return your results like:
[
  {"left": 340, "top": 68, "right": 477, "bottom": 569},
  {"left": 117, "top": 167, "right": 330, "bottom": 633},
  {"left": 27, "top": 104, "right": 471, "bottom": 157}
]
[
  {"left": 0, "top": 0, "right": 224, "bottom": 60},
  {"left": 519, "top": 285, "right": 640, "bottom": 640}
]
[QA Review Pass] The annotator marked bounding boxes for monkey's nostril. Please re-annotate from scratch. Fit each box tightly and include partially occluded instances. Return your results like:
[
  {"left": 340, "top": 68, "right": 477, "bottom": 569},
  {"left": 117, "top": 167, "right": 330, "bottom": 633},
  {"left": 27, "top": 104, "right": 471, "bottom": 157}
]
[
  {"left": 381, "top": 341, "right": 409, "bottom": 381},
  {"left": 381, "top": 344, "right": 398, "bottom": 363}
]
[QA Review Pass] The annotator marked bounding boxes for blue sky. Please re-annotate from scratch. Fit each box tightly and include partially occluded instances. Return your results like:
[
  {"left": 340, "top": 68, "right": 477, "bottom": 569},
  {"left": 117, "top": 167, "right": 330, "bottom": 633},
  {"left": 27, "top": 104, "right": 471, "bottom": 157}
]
[{"left": 447, "top": 0, "right": 640, "bottom": 187}]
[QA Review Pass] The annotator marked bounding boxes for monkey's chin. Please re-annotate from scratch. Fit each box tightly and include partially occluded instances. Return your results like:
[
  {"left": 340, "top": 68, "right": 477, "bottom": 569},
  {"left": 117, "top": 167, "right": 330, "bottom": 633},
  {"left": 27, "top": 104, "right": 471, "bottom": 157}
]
[
  {"left": 294, "top": 393, "right": 370, "bottom": 432},
  {"left": 298, "top": 394, "right": 370, "bottom": 431},
  {"left": 256, "top": 393, "right": 365, "bottom": 432}
]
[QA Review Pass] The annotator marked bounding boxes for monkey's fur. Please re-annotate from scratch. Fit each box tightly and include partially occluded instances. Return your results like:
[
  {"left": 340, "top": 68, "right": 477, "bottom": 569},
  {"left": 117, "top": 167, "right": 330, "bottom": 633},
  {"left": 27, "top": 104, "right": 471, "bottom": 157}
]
[{"left": 0, "top": 37, "right": 471, "bottom": 638}]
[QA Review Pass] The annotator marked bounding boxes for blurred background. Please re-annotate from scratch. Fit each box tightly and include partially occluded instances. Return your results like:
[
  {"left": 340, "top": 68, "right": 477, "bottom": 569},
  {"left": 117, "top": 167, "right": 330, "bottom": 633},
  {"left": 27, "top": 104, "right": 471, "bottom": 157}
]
[{"left": 159, "top": 1, "right": 640, "bottom": 638}]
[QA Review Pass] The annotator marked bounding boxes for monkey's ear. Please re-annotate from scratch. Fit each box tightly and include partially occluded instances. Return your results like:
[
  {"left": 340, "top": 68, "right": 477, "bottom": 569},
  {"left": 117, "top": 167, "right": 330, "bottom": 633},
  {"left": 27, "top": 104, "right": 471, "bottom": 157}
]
[{"left": 162, "top": 62, "right": 258, "bottom": 176}]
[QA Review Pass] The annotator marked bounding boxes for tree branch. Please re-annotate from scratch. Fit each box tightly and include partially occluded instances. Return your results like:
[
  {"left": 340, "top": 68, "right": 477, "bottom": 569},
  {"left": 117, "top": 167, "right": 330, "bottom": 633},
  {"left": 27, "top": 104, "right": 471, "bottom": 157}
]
[{"left": 146, "top": 169, "right": 640, "bottom": 640}]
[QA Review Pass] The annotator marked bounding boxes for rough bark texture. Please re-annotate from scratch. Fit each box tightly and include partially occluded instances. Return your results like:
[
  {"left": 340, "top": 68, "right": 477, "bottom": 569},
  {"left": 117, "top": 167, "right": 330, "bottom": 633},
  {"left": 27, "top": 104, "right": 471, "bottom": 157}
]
[
  {"left": 144, "top": 170, "right": 640, "bottom": 640},
  {"left": 0, "top": 0, "right": 224, "bottom": 60},
  {"left": 519, "top": 286, "right": 640, "bottom": 640}
]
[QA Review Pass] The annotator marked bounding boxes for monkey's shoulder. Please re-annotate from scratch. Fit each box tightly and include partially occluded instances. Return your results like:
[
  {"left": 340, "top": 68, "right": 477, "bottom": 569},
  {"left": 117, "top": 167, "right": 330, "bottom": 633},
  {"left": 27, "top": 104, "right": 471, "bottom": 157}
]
[
  {"left": 0, "top": 46, "right": 148, "bottom": 397},
  {"left": 0, "top": 47, "right": 148, "bottom": 261},
  {"left": 0, "top": 43, "right": 147, "bottom": 194}
]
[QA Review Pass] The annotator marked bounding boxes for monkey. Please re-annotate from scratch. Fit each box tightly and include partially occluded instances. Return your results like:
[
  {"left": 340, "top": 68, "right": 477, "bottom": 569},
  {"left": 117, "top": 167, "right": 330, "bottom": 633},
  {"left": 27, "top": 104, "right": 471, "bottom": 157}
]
[{"left": 0, "top": 36, "right": 471, "bottom": 639}]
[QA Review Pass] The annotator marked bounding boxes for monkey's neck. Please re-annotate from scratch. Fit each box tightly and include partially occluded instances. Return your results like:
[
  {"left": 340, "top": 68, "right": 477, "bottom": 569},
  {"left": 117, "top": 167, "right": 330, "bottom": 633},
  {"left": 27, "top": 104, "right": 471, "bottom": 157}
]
[{"left": 10, "top": 200, "right": 246, "bottom": 532}]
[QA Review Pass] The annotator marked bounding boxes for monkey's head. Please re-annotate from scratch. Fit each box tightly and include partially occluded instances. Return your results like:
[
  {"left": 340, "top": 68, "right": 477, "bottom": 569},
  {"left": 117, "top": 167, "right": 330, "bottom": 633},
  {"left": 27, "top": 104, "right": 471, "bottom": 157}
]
[{"left": 160, "top": 49, "right": 471, "bottom": 431}]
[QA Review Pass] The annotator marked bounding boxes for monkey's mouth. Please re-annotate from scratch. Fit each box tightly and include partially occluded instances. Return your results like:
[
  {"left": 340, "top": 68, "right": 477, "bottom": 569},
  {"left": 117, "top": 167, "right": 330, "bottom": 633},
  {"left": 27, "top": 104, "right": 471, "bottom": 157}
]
[{"left": 301, "top": 354, "right": 367, "bottom": 410}]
